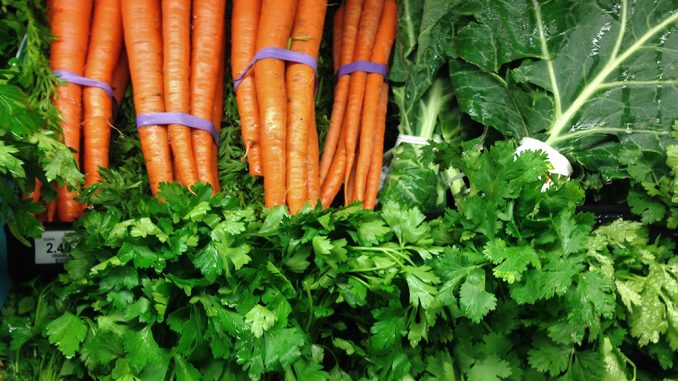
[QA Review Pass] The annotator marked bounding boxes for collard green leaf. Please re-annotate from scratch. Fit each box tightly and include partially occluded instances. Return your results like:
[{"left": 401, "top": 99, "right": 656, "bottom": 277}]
[
  {"left": 380, "top": 144, "right": 443, "bottom": 211},
  {"left": 452, "top": 0, "right": 678, "bottom": 182}
]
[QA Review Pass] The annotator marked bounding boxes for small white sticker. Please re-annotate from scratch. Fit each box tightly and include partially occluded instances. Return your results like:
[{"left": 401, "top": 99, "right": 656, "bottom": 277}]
[{"left": 34, "top": 230, "right": 73, "bottom": 264}]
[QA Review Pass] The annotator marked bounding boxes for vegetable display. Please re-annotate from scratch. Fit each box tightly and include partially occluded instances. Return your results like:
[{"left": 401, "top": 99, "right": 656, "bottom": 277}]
[{"left": 0, "top": 1, "right": 677, "bottom": 380}]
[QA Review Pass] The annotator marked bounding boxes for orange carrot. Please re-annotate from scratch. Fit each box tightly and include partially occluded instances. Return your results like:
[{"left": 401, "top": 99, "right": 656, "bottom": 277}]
[
  {"left": 111, "top": 48, "right": 129, "bottom": 105},
  {"left": 163, "top": 0, "right": 198, "bottom": 187},
  {"left": 321, "top": 128, "right": 347, "bottom": 208},
  {"left": 345, "top": 160, "right": 357, "bottom": 205},
  {"left": 83, "top": 0, "right": 123, "bottom": 188},
  {"left": 342, "top": 0, "right": 386, "bottom": 190},
  {"left": 286, "top": 0, "right": 327, "bottom": 214},
  {"left": 319, "top": 0, "right": 363, "bottom": 184},
  {"left": 232, "top": 0, "right": 264, "bottom": 177},
  {"left": 256, "top": 0, "right": 298, "bottom": 207},
  {"left": 333, "top": 5, "right": 344, "bottom": 74},
  {"left": 122, "top": 0, "right": 173, "bottom": 196},
  {"left": 363, "top": 83, "right": 388, "bottom": 210},
  {"left": 47, "top": 197, "right": 57, "bottom": 222},
  {"left": 50, "top": 0, "right": 92, "bottom": 221},
  {"left": 190, "top": 0, "right": 226, "bottom": 191},
  {"left": 353, "top": 0, "right": 396, "bottom": 202},
  {"left": 307, "top": 105, "right": 321, "bottom": 206},
  {"left": 211, "top": 35, "right": 226, "bottom": 193}
]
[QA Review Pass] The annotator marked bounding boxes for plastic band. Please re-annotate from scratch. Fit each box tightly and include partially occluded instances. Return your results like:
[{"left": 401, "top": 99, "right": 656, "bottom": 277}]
[
  {"left": 446, "top": 172, "right": 466, "bottom": 186},
  {"left": 337, "top": 61, "right": 389, "bottom": 78},
  {"left": 233, "top": 47, "right": 318, "bottom": 90},
  {"left": 515, "top": 138, "right": 572, "bottom": 177},
  {"left": 395, "top": 134, "right": 431, "bottom": 146},
  {"left": 53, "top": 70, "right": 114, "bottom": 99},
  {"left": 53, "top": 69, "right": 120, "bottom": 120},
  {"left": 136, "top": 112, "right": 219, "bottom": 145}
]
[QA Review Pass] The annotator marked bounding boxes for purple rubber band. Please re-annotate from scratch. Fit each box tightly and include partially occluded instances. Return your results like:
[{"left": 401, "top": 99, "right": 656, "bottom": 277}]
[
  {"left": 136, "top": 112, "right": 219, "bottom": 145},
  {"left": 53, "top": 69, "right": 121, "bottom": 120},
  {"left": 336, "top": 61, "right": 389, "bottom": 78},
  {"left": 232, "top": 46, "right": 318, "bottom": 90},
  {"left": 53, "top": 69, "right": 115, "bottom": 98}
]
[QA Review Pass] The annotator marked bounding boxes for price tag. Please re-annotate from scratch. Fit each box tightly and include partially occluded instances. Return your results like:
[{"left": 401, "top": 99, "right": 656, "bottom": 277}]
[{"left": 34, "top": 230, "right": 73, "bottom": 264}]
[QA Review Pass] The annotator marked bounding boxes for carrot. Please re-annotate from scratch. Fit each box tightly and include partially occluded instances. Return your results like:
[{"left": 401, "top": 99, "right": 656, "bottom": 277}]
[
  {"left": 286, "top": 0, "right": 327, "bottom": 214},
  {"left": 111, "top": 48, "right": 130, "bottom": 105},
  {"left": 211, "top": 35, "right": 226, "bottom": 193},
  {"left": 256, "top": 0, "right": 299, "bottom": 208},
  {"left": 190, "top": 0, "right": 226, "bottom": 191},
  {"left": 321, "top": 128, "right": 347, "bottom": 208},
  {"left": 163, "top": 0, "right": 198, "bottom": 187},
  {"left": 345, "top": 160, "right": 357, "bottom": 205},
  {"left": 307, "top": 105, "right": 321, "bottom": 207},
  {"left": 122, "top": 0, "right": 173, "bottom": 196},
  {"left": 319, "top": 0, "right": 363, "bottom": 184},
  {"left": 341, "top": 0, "right": 386, "bottom": 191},
  {"left": 332, "top": 5, "right": 344, "bottom": 74},
  {"left": 352, "top": 0, "right": 396, "bottom": 202},
  {"left": 47, "top": 197, "right": 57, "bottom": 222},
  {"left": 50, "top": 0, "right": 92, "bottom": 222},
  {"left": 363, "top": 83, "right": 388, "bottom": 210},
  {"left": 83, "top": 0, "right": 123, "bottom": 188},
  {"left": 232, "top": 0, "right": 264, "bottom": 177},
  {"left": 30, "top": 180, "right": 42, "bottom": 204}
]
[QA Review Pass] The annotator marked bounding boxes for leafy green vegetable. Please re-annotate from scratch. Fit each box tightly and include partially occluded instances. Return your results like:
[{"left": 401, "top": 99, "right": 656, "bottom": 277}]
[
  {"left": 380, "top": 0, "right": 467, "bottom": 210},
  {"left": 450, "top": 0, "right": 678, "bottom": 206}
]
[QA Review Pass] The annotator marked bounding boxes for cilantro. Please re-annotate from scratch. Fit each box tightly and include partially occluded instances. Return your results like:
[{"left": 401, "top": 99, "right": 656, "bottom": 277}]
[
  {"left": 245, "top": 304, "right": 277, "bottom": 338},
  {"left": 527, "top": 338, "right": 571, "bottom": 376},
  {"left": 459, "top": 270, "right": 497, "bottom": 323},
  {"left": 466, "top": 355, "right": 512, "bottom": 381},
  {"left": 44, "top": 312, "right": 87, "bottom": 357}
]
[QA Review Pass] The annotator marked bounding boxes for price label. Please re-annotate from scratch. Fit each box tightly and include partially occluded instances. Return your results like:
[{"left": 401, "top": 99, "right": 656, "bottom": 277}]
[{"left": 34, "top": 230, "right": 73, "bottom": 264}]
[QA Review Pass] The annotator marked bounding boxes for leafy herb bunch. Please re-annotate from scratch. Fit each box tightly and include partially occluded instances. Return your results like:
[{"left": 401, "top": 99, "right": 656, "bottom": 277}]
[{"left": 2, "top": 141, "right": 676, "bottom": 381}]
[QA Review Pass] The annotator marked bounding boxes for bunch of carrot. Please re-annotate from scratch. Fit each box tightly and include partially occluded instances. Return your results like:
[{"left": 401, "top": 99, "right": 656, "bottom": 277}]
[
  {"left": 232, "top": 0, "right": 327, "bottom": 214},
  {"left": 319, "top": 0, "right": 397, "bottom": 210},
  {"left": 35, "top": 0, "right": 128, "bottom": 222},
  {"left": 123, "top": 0, "right": 225, "bottom": 196}
]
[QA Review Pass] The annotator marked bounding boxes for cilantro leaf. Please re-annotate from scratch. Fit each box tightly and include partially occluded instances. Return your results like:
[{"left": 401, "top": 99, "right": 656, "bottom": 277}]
[
  {"left": 173, "top": 353, "right": 202, "bottom": 381},
  {"left": 358, "top": 218, "right": 391, "bottom": 245},
  {"left": 45, "top": 312, "right": 87, "bottom": 357},
  {"left": 459, "top": 269, "right": 497, "bottom": 322},
  {"left": 370, "top": 304, "right": 407, "bottom": 350},
  {"left": 124, "top": 326, "right": 161, "bottom": 372},
  {"left": 245, "top": 304, "right": 277, "bottom": 338},
  {"left": 527, "top": 337, "right": 571, "bottom": 376},
  {"left": 263, "top": 327, "right": 305, "bottom": 369},
  {"left": 483, "top": 240, "right": 540, "bottom": 284},
  {"left": 466, "top": 355, "right": 512, "bottom": 381},
  {"left": 405, "top": 266, "right": 440, "bottom": 309},
  {"left": 192, "top": 242, "right": 221, "bottom": 282}
]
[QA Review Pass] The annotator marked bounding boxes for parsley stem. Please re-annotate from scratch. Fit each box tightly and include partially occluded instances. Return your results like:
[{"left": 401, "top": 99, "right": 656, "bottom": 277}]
[
  {"left": 349, "top": 264, "right": 396, "bottom": 273},
  {"left": 305, "top": 287, "right": 314, "bottom": 332},
  {"left": 353, "top": 246, "right": 416, "bottom": 267}
]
